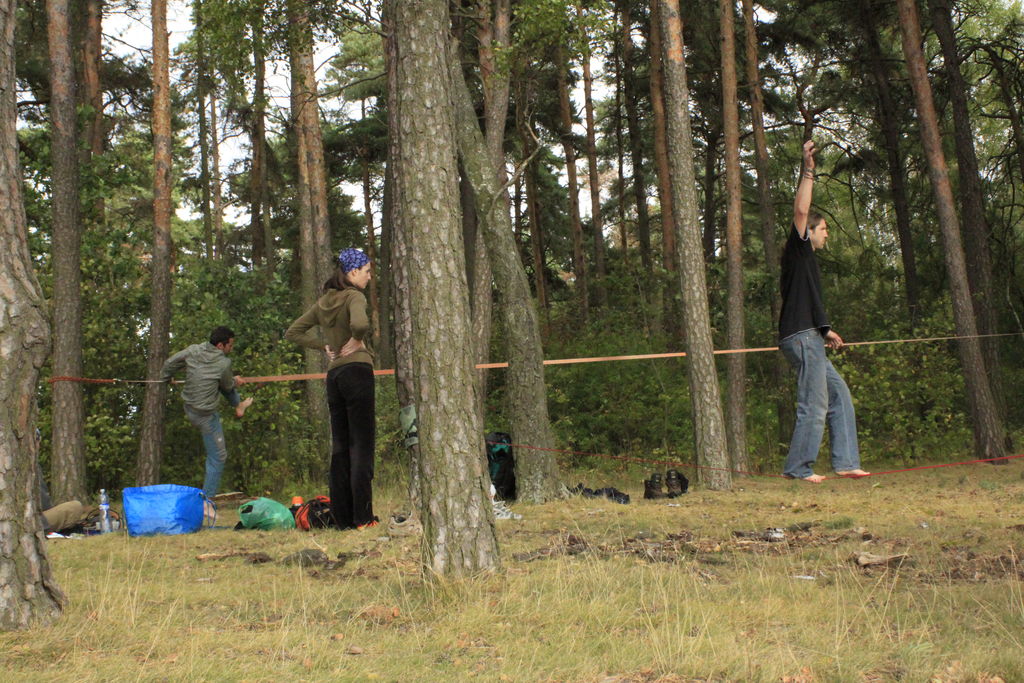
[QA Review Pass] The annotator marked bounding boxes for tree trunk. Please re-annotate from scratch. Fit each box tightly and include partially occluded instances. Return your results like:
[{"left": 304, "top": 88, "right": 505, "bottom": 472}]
[
  {"left": 579, "top": 17, "right": 607, "bottom": 309},
  {"left": 46, "top": 0, "right": 87, "bottom": 502},
  {"left": 648, "top": 0, "right": 675, "bottom": 275},
  {"left": 0, "top": 0, "right": 65, "bottom": 629},
  {"left": 362, "top": 147, "right": 381, "bottom": 350},
  {"left": 930, "top": 0, "right": 1004, "bottom": 417},
  {"left": 701, "top": 125, "right": 720, "bottom": 260},
  {"left": 896, "top": 0, "right": 1006, "bottom": 463},
  {"left": 450, "top": 36, "right": 560, "bottom": 504},
  {"left": 857, "top": 0, "right": 919, "bottom": 327},
  {"left": 249, "top": 3, "right": 270, "bottom": 270},
  {"left": 210, "top": 95, "right": 225, "bottom": 258},
  {"left": 655, "top": 0, "right": 731, "bottom": 490},
  {"left": 136, "top": 0, "right": 174, "bottom": 487},
  {"left": 740, "top": 0, "right": 789, "bottom": 462},
  {"left": 719, "top": 0, "right": 748, "bottom": 474},
  {"left": 556, "top": 48, "right": 588, "bottom": 321},
  {"left": 382, "top": 3, "right": 416, "bottom": 504},
  {"left": 81, "top": 0, "right": 104, "bottom": 221},
  {"left": 620, "top": 3, "right": 651, "bottom": 269},
  {"left": 613, "top": 18, "right": 628, "bottom": 253},
  {"left": 289, "top": 0, "right": 331, "bottom": 453},
  {"left": 195, "top": 0, "right": 213, "bottom": 259},
  {"left": 391, "top": 0, "right": 499, "bottom": 575},
  {"left": 520, "top": 122, "right": 548, "bottom": 313}
]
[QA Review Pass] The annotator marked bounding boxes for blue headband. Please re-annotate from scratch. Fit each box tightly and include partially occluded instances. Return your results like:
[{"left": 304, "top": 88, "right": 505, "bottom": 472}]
[{"left": 338, "top": 248, "right": 370, "bottom": 274}]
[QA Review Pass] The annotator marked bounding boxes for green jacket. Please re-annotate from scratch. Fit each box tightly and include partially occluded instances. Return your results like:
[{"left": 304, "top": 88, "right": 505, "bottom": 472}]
[
  {"left": 161, "top": 342, "right": 236, "bottom": 414},
  {"left": 286, "top": 288, "right": 374, "bottom": 370}
]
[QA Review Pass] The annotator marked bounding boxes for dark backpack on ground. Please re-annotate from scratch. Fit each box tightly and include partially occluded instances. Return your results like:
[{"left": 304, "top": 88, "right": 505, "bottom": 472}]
[
  {"left": 486, "top": 432, "right": 516, "bottom": 501},
  {"left": 294, "top": 495, "right": 335, "bottom": 530}
]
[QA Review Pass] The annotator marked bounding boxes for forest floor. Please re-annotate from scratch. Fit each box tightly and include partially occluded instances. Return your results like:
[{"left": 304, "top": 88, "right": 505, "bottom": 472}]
[{"left": 2, "top": 459, "right": 1023, "bottom": 682}]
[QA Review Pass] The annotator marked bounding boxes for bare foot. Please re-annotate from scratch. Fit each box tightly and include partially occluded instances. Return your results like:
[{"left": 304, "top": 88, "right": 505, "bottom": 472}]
[
  {"left": 235, "top": 397, "right": 254, "bottom": 418},
  {"left": 784, "top": 473, "right": 826, "bottom": 483},
  {"left": 835, "top": 469, "right": 870, "bottom": 478}
]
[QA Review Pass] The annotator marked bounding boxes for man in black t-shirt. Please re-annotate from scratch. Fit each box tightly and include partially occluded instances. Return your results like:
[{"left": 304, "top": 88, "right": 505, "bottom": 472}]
[{"left": 778, "top": 140, "right": 869, "bottom": 482}]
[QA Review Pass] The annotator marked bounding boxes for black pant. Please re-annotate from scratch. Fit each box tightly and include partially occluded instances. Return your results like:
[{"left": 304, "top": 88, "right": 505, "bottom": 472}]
[{"left": 326, "top": 363, "right": 375, "bottom": 528}]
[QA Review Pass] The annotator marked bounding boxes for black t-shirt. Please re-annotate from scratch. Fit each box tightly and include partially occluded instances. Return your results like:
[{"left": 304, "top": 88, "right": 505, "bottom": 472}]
[{"left": 779, "top": 224, "right": 830, "bottom": 341}]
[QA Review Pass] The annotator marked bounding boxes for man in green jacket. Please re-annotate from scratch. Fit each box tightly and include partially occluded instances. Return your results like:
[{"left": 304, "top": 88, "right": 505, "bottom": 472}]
[{"left": 162, "top": 326, "right": 252, "bottom": 496}]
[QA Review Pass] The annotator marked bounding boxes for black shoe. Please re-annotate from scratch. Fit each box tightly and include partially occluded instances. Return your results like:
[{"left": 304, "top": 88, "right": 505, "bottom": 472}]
[
  {"left": 665, "top": 469, "right": 688, "bottom": 497},
  {"left": 644, "top": 472, "right": 666, "bottom": 500}
]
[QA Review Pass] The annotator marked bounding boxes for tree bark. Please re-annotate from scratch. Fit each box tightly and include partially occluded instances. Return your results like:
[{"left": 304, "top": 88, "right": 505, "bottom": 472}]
[
  {"left": 382, "top": 3, "right": 417, "bottom": 505},
  {"left": 619, "top": 3, "right": 651, "bottom": 269},
  {"left": 450, "top": 36, "right": 560, "bottom": 504},
  {"left": 858, "top": 0, "right": 919, "bottom": 327},
  {"left": 46, "top": 0, "right": 87, "bottom": 502},
  {"left": 701, "top": 124, "right": 720, "bottom": 261},
  {"left": 896, "top": 0, "right": 1006, "bottom": 463},
  {"left": 931, "top": 0, "right": 1004, "bottom": 416},
  {"left": 210, "top": 95, "right": 225, "bottom": 258},
  {"left": 81, "top": 0, "right": 105, "bottom": 222},
  {"left": 136, "top": 0, "right": 174, "bottom": 487},
  {"left": 249, "top": 2, "right": 270, "bottom": 270},
  {"left": 195, "top": 0, "right": 213, "bottom": 259},
  {"left": 391, "top": 0, "right": 499, "bottom": 575},
  {"left": 289, "top": 0, "right": 331, "bottom": 453},
  {"left": 520, "top": 121, "right": 548, "bottom": 314},
  {"left": 740, "top": 0, "right": 789, "bottom": 461},
  {"left": 556, "top": 47, "right": 588, "bottom": 321},
  {"left": 719, "top": 0, "right": 748, "bottom": 474},
  {"left": 656, "top": 0, "right": 731, "bottom": 490},
  {"left": 0, "top": 0, "right": 65, "bottom": 628},
  {"left": 579, "top": 13, "right": 607, "bottom": 309},
  {"left": 649, "top": 0, "right": 675, "bottom": 274}
]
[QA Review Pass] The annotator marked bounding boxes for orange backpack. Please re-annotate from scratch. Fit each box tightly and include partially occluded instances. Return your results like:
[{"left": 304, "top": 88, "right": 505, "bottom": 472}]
[{"left": 294, "top": 495, "right": 335, "bottom": 530}]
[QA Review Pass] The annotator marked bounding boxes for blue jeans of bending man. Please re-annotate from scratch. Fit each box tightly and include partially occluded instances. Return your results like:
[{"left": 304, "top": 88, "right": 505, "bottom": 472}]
[
  {"left": 184, "top": 388, "right": 239, "bottom": 496},
  {"left": 780, "top": 329, "right": 860, "bottom": 478}
]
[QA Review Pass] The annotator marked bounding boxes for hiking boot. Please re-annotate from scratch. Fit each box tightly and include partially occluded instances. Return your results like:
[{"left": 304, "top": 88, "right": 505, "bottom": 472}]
[
  {"left": 665, "top": 469, "right": 688, "bottom": 497},
  {"left": 643, "top": 472, "right": 666, "bottom": 499},
  {"left": 356, "top": 517, "right": 380, "bottom": 531}
]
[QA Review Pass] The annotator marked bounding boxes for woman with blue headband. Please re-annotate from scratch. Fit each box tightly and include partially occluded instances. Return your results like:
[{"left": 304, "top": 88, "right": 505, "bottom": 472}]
[{"left": 286, "top": 248, "right": 378, "bottom": 530}]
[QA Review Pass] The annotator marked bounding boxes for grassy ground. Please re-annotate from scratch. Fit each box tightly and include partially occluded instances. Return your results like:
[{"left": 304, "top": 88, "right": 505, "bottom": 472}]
[{"left": 3, "top": 461, "right": 1023, "bottom": 682}]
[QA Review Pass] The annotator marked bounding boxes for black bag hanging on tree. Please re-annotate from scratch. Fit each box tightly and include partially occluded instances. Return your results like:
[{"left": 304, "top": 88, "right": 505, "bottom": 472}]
[{"left": 485, "top": 432, "right": 516, "bottom": 501}]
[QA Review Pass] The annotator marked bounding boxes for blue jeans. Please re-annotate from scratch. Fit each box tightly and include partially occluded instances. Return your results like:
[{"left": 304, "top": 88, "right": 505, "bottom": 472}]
[
  {"left": 780, "top": 330, "right": 860, "bottom": 477},
  {"left": 184, "top": 389, "right": 238, "bottom": 496}
]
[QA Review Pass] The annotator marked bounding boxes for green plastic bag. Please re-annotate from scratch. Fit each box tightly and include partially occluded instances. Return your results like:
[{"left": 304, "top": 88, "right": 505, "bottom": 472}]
[{"left": 237, "top": 497, "right": 296, "bottom": 530}]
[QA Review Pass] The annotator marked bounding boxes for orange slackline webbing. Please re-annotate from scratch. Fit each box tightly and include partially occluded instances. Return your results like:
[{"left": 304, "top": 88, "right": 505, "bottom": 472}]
[{"left": 45, "top": 331, "right": 1023, "bottom": 385}]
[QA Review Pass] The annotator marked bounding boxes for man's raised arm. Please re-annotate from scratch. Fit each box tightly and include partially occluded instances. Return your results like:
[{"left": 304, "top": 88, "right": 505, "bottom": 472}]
[{"left": 793, "top": 139, "right": 817, "bottom": 238}]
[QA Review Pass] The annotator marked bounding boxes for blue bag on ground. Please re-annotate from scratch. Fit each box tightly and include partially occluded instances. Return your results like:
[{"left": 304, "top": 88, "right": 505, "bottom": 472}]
[{"left": 122, "top": 484, "right": 205, "bottom": 537}]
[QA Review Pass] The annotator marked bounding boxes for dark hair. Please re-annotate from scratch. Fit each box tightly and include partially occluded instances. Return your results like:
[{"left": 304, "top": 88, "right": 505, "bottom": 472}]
[
  {"left": 210, "top": 326, "right": 235, "bottom": 346},
  {"left": 807, "top": 212, "right": 826, "bottom": 231},
  {"left": 323, "top": 266, "right": 356, "bottom": 293}
]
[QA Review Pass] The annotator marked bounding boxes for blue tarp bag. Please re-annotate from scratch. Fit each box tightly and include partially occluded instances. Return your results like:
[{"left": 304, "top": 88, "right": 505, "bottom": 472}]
[{"left": 122, "top": 484, "right": 205, "bottom": 537}]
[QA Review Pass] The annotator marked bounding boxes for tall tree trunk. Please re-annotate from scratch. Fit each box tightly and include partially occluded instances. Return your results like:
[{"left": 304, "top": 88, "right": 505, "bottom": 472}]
[
  {"left": 579, "top": 14, "right": 607, "bottom": 309},
  {"left": 289, "top": 0, "right": 331, "bottom": 453},
  {"left": 47, "top": 0, "right": 87, "bottom": 502},
  {"left": 649, "top": 0, "right": 675, "bottom": 274},
  {"left": 620, "top": 3, "right": 652, "bottom": 269},
  {"left": 613, "top": 18, "right": 628, "bottom": 253},
  {"left": 858, "top": 0, "right": 919, "bottom": 327},
  {"left": 741, "top": 0, "right": 789, "bottom": 462},
  {"left": 81, "top": 0, "right": 104, "bottom": 222},
  {"left": 520, "top": 122, "right": 548, "bottom": 314},
  {"left": 656, "top": 0, "right": 731, "bottom": 490},
  {"left": 210, "top": 95, "right": 225, "bottom": 258},
  {"left": 249, "top": 5, "right": 268, "bottom": 268},
  {"left": 701, "top": 125, "right": 720, "bottom": 260},
  {"left": 0, "top": 0, "right": 64, "bottom": 627},
  {"left": 391, "top": 0, "right": 499, "bottom": 575},
  {"left": 896, "top": 0, "right": 1006, "bottom": 463},
  {"left": 362, "top": 145, "right": 381, "bottom": 350},
  {"left": 450, "top": 36, "right": 560, "bottom": 504},
  {"left": 719, "top": 0, "right": 747, "bottom": 474},
  {"left": 194, "top": 0, "right": 213, "bottom": 259},
  {"left": 464, "top": 166, "right": 494, "bottom": 426},
  {"left": 556, "top": 48, "right": 588, "bottom": 321},
  {"left": 136, "top": 0, "right": 174, "bottom": 487},
  {"left": 931, "top": 0, "right": 1004, "bottom": 417},
  {"left": 382, "top": 3, "right": 415, "bottom": 503}
]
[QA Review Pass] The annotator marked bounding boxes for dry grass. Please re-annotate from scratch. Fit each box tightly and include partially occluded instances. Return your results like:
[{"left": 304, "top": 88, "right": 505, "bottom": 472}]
[{"left": 3, "top": 462, "right": 1023, "bottom": 682}]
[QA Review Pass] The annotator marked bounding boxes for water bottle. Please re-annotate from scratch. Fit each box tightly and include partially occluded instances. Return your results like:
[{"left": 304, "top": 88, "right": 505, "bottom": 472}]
[{"left": 99, "top": 489, "right": 112, "bottom": 533}]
